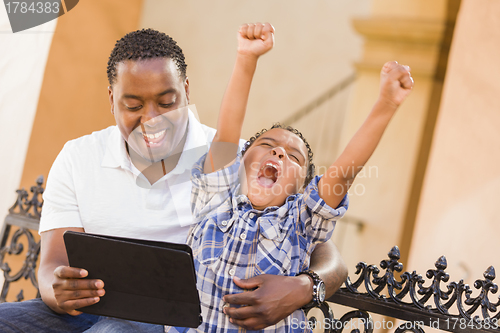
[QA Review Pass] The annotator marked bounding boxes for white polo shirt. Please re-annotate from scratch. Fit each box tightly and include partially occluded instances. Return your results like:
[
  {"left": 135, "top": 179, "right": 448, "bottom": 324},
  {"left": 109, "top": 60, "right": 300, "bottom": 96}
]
[{"left": 40, "top": 110, "right": 216, "bottom": 244}]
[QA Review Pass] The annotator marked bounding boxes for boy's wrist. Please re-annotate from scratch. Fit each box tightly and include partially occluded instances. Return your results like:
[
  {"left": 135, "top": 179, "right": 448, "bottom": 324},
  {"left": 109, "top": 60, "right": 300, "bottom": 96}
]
[
  {"left": 233, "top": 53, "right": 259, "bottom": 76},
  {"left": 374, "top": 97, "right": 399, "bottom": 115},
  {"left": 235, "top": 51, "right": 259, "bottom": 64}
]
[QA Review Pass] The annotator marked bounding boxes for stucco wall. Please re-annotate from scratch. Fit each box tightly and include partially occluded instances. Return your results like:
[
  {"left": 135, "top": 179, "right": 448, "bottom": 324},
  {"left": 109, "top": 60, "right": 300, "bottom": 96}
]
[
  {"left": 139, "top": 0, "right": 371, "bottom": 140},
  {"left": 408, "top": 0, "right": 500, "bottom": 285}
]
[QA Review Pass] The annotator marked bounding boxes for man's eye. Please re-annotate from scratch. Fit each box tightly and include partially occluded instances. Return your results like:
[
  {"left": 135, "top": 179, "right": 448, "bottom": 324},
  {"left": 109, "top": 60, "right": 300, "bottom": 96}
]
[
  {"left": 160, "top": 102, "right": 174, "bottom": 108},
  {"left": 126, "top": 105, "right": 142, "bottom": 111}
]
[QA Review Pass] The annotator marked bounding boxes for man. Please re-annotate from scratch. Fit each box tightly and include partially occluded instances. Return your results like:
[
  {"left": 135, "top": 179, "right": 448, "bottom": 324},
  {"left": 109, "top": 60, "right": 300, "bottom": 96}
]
[{"left": 0, "top": 28, "right": 347, "bottom": 332}]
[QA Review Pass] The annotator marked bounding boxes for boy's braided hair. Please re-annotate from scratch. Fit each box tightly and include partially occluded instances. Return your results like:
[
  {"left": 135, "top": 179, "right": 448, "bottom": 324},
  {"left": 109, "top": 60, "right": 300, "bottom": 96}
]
[
  {"left": 241, "top": 123, "right": 316, "bottom": 187},
  {"left": 107, "top": 28, "right": 187, "bottom": 86}
]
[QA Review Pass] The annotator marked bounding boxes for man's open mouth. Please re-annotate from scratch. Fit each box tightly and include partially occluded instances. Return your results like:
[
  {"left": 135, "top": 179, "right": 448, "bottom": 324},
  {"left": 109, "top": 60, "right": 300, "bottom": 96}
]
[
  {"left": 142, "top": 129, "right": 166, "bottom": 147},
  {"left": 257, "top": 162, "right": 280, "bottom": 188}
]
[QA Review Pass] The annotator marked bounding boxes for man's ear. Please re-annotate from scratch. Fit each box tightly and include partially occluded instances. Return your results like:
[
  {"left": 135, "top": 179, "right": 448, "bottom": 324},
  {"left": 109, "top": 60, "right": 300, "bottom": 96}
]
[
  {"left": 184, "top": 77, "right": 190, "bottom": 104},
  {"left": 108, "top": 86, "right": 114, "bottom": 114}
]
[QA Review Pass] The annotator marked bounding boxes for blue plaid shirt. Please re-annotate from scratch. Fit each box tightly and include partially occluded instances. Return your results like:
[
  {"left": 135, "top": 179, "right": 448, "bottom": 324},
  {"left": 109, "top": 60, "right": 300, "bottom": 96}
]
[{"left": 167, "top": 154, "right": 348, "bottom": 332}]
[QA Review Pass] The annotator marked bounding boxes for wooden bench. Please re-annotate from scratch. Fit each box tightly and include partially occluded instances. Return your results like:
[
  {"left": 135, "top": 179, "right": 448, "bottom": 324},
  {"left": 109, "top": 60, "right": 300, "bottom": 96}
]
[{"left": 1, "top": 178, "right": 497, "bottom": 332}]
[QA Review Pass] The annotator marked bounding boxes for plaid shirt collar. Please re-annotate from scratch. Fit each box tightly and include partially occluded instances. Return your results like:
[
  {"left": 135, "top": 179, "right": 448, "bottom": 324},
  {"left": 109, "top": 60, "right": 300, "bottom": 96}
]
[{"left": 213, "top": 190, "right": 299, "bottom": 241}]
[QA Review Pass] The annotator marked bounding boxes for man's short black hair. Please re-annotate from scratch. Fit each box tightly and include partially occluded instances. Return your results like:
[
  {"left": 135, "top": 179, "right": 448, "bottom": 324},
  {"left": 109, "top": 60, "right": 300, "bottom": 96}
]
[{"left": 107, "top": 28, "right": 187, "bottom": 86}]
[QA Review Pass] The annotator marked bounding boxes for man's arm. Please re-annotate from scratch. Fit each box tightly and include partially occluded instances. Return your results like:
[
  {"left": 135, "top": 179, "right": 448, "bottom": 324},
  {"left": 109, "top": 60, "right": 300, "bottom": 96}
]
[
  {"left": 223, "top": 240, "right": 347, "bottom": 330},
  {"left": 204, "top": 23, "right": 274, "bottom": 173},
  {"left": 39, "top": 227, "right": 105, "bottom": 315},
  {"left": 309, "top": 240, "right": 348, "bottom": 298}
]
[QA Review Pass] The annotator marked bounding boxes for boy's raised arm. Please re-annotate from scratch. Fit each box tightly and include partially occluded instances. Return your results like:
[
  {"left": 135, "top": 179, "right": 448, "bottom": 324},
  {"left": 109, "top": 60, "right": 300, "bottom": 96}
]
[
  {"left": 204, "top": 23, "right": 274, "bottom": 173},
  {"left": 318, "top": 61, "right": 414, "bottom": 208}
]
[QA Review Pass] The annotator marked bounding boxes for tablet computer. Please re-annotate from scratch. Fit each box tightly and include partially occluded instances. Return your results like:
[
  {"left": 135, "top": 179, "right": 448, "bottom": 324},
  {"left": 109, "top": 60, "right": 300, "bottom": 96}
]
[{"left": 63, "top": 231, "right": 202, "bottom": 327}]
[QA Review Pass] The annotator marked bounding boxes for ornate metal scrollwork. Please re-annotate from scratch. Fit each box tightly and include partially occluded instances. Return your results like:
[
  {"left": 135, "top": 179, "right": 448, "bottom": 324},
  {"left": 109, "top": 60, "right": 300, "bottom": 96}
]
[
  {"left": 305, "top": 304, "right": 373, "bottom": 333},
  {"left": 334, "top": 310, "right": 373, "bottom": 333},
  {"left": 329, "top": 245, "right": 500, "bottom": 332},
  {"left": 8, "top": 175, "right": 44, "bottom": 218},
  {"left": 0, "top": 177, "right": 44, "bottom": 302},
  {"left": 305, "top": 301, "right": 335, "bottom": 333}
]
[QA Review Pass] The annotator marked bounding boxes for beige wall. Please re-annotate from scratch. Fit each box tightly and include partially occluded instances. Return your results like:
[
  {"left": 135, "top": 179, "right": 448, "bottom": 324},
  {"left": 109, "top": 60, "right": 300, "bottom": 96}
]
[
  {"left": 20, "top": 0, "right": 143, "bottom": 190},
  {"left": 0, "top": 11, "right": 56, "bottom": 250},
  {"left": 372, "top": 0, "right": 447, "bottom": 19},
  {"left": 408, "top": 0, "right": 500, "bottom": 285},
  {"left": 139, "top": 0, "right": 371, "bottom": 140},
  {"left": 0, "top": 10, "right": 57, "bottom": 294},
  {"left": 332, "top": 0, "right": 455, "bottom": 272}
]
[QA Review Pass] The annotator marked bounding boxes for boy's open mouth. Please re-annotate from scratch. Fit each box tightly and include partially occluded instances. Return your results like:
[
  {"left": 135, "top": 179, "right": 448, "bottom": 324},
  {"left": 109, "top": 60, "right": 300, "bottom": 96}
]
[{"left": 257, "top": 162, "right": 280, "bottom": 188}]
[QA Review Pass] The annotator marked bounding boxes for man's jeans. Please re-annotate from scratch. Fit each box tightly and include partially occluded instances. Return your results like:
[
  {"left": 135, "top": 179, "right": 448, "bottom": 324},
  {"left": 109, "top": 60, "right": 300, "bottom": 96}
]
[{"left": 0, "top": 298, "right": 164, "bottom": 333}]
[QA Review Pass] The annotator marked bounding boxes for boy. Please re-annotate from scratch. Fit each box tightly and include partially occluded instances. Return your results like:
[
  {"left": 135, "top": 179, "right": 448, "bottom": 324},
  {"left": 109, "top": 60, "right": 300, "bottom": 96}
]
[{"left": 170, "top": 22, "right": 413, "bottom": 332}]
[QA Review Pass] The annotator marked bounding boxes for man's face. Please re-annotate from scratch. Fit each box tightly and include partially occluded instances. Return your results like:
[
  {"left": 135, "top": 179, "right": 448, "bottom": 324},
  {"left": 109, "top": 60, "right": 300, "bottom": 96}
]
[
  {"left": 241, "top": 128, "right": 308, "bottom": 210},
  {"left": 108, "top": 58, "right": 190, "bottom": 162}
]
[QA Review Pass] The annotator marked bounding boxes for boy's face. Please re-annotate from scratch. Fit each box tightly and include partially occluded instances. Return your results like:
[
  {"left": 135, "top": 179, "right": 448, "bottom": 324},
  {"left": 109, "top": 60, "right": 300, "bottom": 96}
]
[
  {"left": 108, "top": 58, "right": 190, "bottom": 162},
  {"left": 241, "top": 128, "right": 308, "bottom": 210}
]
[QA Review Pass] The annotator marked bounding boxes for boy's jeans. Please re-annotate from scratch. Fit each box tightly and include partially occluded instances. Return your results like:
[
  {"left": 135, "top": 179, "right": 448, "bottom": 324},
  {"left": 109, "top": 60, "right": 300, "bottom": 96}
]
[{"left": 0, "top": 298, "right": 164, "bottom": 333}]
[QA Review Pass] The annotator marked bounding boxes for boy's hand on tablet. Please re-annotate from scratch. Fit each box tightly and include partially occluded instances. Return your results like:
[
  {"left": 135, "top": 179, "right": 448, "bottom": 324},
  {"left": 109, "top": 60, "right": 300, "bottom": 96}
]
[
  {"left": 238, "top": 22, "right": 275, "bottom": 58},
  {"left": 378, "top": 61, "right": 414, "bottom": 109}
]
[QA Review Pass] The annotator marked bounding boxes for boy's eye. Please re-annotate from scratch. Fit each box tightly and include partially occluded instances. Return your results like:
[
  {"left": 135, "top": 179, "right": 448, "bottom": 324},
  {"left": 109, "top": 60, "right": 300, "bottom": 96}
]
[
  {"left": 260, "top": 142, "right": 272, "bottom": 147},
  {"left": 290, "top": 154, "right": 300, "bottom": 163}
]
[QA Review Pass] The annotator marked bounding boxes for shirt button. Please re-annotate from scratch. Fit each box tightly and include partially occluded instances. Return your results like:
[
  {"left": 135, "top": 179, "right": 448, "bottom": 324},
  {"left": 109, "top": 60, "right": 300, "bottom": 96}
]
[
  {"left": 240, "top": 233, "right": 247, "bottom": 240},
  {"left": 221, "top": 220, "right": 227, "bottom": 226},
  {"left": 229, "top": 268, "right": 236, "bottom": 276},
  {"left": 249, "top": 213, "right": 255, "bottom": 219}
]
